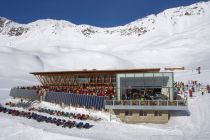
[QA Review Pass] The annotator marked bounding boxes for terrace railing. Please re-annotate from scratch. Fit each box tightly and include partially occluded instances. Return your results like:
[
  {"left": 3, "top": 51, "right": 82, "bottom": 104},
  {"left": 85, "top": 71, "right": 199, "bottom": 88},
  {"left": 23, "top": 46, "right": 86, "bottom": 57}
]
[{"left": 104, "top": 99, "right": 188, "bottom": 110}]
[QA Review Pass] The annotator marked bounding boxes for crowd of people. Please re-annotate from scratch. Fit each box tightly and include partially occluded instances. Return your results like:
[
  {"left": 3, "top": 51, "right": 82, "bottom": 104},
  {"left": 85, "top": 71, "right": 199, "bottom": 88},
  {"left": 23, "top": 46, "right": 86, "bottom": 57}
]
[
  {"left": 16, "top": 85, "right": 40, "bottom": 90},
  {"left": 122, "top": 88, "right": 166, "bottom": 101},
  {"left": 15, "top": 85, "right": 116, "bottom": 99},
  {"left": 175, "top": 80, "right": 210, "bottom": 98},
  {"left": 47, "top": 85, "right": 115, "bottom": 97},
  {"left": 15, "top": 79, "right": 210, "bottom": 101}
]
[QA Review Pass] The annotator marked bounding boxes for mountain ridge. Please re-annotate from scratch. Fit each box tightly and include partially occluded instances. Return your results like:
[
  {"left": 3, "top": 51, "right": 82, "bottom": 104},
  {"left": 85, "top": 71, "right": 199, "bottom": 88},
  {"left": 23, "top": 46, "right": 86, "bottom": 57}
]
[{"left": 0, "top": 1, "right": 209, "bottom": 37}]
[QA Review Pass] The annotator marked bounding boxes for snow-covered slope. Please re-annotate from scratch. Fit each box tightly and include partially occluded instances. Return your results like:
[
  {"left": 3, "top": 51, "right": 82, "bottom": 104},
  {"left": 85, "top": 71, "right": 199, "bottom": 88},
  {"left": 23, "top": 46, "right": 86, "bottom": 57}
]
[{"left": 0, "top": 1, "right": 210, "bottom": 88}]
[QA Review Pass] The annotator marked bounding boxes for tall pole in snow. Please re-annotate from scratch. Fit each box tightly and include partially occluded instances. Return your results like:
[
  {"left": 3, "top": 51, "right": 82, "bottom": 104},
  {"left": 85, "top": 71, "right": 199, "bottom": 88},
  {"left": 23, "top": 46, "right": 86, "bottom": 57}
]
[{"left": 109, "top": 109, "right": 111, "bottom": 121}]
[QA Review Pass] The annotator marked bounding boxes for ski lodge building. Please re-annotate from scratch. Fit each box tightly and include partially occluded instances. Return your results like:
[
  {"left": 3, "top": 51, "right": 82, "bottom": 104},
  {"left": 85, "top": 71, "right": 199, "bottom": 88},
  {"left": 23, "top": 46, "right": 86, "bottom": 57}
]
[{"left": 10, "top": 68, "right": 188, "bottom": 123}]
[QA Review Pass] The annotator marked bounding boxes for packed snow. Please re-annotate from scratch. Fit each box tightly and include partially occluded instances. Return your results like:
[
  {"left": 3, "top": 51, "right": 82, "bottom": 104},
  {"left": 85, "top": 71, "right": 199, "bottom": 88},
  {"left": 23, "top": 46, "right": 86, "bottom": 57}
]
[{"left": 0, "top": 1, "right": 210, "bottom": 140}]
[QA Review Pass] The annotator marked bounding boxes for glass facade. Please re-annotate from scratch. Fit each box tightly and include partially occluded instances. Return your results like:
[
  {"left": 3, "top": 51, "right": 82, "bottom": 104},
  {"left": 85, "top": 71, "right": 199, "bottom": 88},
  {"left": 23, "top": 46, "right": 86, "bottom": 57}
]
[
  {"left": 116, "top": 72, "right": 174, "bottom": 101},
  {"left": 34, "top": 71, "right": 174, "bottom": 101}
]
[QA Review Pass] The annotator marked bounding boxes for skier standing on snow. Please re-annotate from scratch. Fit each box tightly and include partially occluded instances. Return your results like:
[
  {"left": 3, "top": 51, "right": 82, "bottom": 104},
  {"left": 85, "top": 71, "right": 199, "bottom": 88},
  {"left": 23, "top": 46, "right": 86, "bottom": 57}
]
[
  {"left": 189, "top": 88, "right": 193, "bottom": 97},
  {"left": 200, "top": 88, "right": 205, "bottom": 95},
  {"left": 192, "top": 86, "right": 195, "bottom": 92},
  {"left": 196, "top": 67, "right": 201, "bottom": 74}
]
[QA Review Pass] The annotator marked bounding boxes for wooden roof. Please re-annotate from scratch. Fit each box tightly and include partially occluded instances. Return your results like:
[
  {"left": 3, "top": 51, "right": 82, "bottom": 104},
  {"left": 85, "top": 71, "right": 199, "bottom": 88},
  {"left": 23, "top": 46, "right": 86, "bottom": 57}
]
[{"left": 30, "top": 68, "right": 160, "bottom": 75}]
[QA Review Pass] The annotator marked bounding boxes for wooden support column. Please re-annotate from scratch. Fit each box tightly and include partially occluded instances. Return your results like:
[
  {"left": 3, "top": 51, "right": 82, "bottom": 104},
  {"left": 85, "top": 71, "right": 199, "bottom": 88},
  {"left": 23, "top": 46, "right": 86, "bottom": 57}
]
[
  {"left": 35, "top": 75, "right": 44, "bottom": 86},
  {"left": 40, "top": 75, "right": 47, "bottom": 86},
  {"left": 48, "top": 75, "right": 54, "bottom": 86},
  {"left": 43, "top": 75, "right": 51, "bottom": 87},
  {"left": 102, "top": 75, "right": 105, "bottom": 85},
  {"left": 110, "top": 75, "right": 112, "bottom": 85},
  {"left": 67, "top": 75, "right": 71, "bottom": 86},
  {"left": 96, "top": 75, "right": 98, "bottom": 86},
  {"left": 54, "top": 75, "right": 59, "bottom": 86}
]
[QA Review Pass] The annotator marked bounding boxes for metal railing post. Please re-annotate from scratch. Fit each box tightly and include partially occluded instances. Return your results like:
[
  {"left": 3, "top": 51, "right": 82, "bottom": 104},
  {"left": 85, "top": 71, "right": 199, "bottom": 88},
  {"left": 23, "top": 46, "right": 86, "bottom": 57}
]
[{"left": 186, "top": 97, "right": 188, "bottom": 106}]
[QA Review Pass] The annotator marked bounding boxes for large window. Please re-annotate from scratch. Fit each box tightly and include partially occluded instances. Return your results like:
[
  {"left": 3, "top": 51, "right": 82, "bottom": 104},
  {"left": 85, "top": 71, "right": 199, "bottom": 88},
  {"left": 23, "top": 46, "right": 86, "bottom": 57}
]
[
  {"left": 116, "top": 72, "right": 173, "bottom": 101},
  {"left": 78, "top": 76, "right": 89, "bottom": 84}
]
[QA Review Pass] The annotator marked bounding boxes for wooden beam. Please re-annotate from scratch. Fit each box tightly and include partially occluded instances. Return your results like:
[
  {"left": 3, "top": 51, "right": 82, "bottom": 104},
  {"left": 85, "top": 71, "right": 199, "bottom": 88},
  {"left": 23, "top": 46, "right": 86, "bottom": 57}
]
[{"left": 35, "top": 75, "right": 44, "bottom": 86}]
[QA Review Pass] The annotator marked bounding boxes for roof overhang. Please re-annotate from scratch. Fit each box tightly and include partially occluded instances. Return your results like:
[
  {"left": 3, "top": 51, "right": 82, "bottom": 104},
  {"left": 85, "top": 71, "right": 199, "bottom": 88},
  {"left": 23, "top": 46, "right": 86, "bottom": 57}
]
[{"left": 30, "top": 68, "right": 161, "bottom": 75}]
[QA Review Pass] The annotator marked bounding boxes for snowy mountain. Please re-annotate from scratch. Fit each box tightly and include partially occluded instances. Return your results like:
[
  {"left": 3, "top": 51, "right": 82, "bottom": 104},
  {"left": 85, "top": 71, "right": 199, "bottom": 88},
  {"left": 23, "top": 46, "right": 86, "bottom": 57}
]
[
  {"left": 0, "top": 1, "right": 210, "bottom": 87},
  {"left": 0, "top": 2, "right": 208, "bottom": 37}
]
